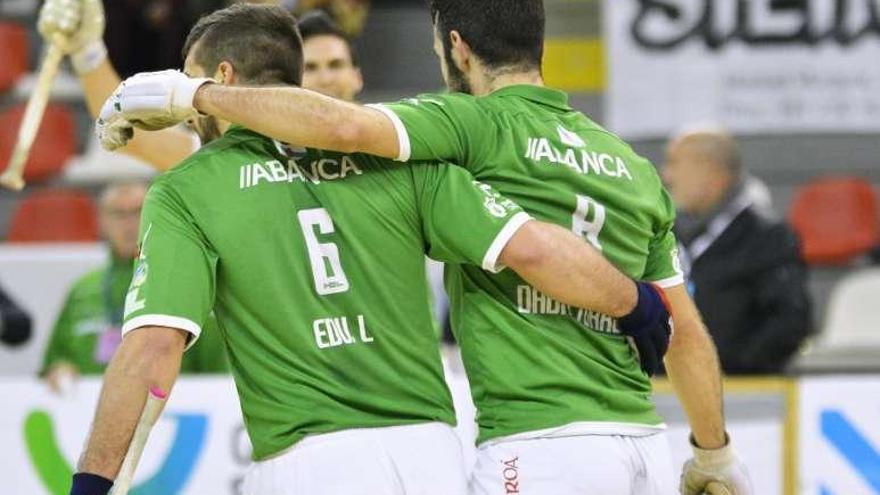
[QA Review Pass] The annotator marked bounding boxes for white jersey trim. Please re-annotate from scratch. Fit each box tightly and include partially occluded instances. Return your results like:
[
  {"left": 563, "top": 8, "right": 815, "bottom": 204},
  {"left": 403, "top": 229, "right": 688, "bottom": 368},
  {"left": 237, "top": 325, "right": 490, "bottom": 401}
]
[
  {"left": 651, "top": 274, "right": 685, "bottom": 289},
  {"left": 122, "top": 314, "right": 202, "bottom": 351},
  {"left": 483, "top": 212, "right": 532, "bottom": 274},
  {"left": 482, "top": 421, "right": 667, "bottom": 447},
  {"left": 366, "top": 104, "right": 411, "bottom": 162}
]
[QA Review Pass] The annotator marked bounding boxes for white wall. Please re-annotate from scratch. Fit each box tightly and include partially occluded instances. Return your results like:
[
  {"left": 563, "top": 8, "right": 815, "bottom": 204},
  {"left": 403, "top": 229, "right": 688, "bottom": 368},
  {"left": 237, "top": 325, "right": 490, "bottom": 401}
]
[{"left": 0, "top": 243, "right": 108, "bottom": 374}]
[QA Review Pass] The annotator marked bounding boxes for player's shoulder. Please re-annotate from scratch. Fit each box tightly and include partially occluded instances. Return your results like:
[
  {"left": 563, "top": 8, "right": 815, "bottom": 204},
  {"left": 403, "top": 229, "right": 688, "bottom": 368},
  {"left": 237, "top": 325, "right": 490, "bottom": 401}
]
[
  {"left": 392, "top": 91, "right": 479, "bottom": 113},
  {"left": 579, "top": 118, "right": 663, "bottom": 180}
]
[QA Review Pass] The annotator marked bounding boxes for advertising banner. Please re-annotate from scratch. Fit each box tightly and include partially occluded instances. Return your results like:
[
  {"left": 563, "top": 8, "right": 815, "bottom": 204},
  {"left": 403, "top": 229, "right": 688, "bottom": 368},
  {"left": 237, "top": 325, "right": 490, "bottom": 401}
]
[
  {"left": 800, "top": 376, "right": 880, "bottom": 495},
  {"left": 3, "top": 378, "right": 248, "bottom": 494},
  {"left": 605, "top": 0, "right": 880, "bottom": 138}
]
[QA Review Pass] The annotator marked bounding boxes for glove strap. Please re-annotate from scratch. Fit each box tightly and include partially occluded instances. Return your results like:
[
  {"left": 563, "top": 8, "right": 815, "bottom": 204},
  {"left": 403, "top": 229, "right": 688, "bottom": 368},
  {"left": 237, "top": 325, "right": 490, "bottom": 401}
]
[
  {"left": 70, "top": 472, "right": 113, "bottom": 495},
  {"left": 690, "top": 432, "right": 736, "bottom": 470},
  {"left": 71, "top": 40, "right": 108, "bottom": 75},
  {"left": 173, "top": 77, "right": 215, "bottom": 117},
  {"left": 617, "top": 281, "right": 662, "bottom": 336}
]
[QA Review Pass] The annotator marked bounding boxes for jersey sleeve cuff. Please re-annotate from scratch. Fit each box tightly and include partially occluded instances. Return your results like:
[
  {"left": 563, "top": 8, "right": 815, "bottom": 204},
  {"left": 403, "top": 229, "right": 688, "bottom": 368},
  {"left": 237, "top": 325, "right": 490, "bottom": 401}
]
[
  {"left": 366, "top": 104, "right": 411, "bottom": 162},
  {"left": 482, "top": 212, "right": 532, "bottom": 274},
  {"left": 122, "top": 314, "right": 202, "bottom": 351},
  {"left": 651, "top": 274, "right": 685, "bottom": 289}
]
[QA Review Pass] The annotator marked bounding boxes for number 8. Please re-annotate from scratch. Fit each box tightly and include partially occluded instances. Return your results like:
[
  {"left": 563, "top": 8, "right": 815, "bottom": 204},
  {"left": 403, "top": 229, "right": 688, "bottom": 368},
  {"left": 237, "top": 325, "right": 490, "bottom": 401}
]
[{"left": 572, "top": 195, "right": 606, "bottom": 251}]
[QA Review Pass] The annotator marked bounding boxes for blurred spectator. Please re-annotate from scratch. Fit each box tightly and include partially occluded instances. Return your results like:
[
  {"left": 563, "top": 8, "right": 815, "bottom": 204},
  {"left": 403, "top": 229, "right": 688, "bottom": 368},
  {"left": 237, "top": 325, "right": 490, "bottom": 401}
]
[
  {"left": 289, "top": 0, "right": 369, "bottom": 37},
  {"left": 40, "top": 182, "right": 226, "bottom": 393},
  {"left": 0, "top": 284, "right": 32, "bottom": 346},
  {"left": 104, "top": 0, "right": 201, "bottom": 77},
  {"left": 299, "top": 10, "right": 362, "bottom": 101},
  {"left": 663, "top": 128, "right": 813, "bottom": 375}
]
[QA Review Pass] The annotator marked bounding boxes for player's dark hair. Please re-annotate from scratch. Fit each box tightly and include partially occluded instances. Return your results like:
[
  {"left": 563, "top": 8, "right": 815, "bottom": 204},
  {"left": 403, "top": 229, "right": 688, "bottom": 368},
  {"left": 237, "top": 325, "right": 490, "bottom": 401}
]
[
  {"left": 298, "top": 10, "right": 359, "bottom": 67},
  {"left": 182, "top": 4, "right": 303, "bottom": 86},
  {"left": 429, "top": 0, "right": 544, "bottom": 72}
]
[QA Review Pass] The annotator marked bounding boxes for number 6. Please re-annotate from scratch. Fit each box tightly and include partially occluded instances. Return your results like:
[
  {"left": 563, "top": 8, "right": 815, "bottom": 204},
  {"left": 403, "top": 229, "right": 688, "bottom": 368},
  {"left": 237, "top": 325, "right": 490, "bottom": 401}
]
[{"left": 298, "top": 208, "right": 350, "bottom": 295}]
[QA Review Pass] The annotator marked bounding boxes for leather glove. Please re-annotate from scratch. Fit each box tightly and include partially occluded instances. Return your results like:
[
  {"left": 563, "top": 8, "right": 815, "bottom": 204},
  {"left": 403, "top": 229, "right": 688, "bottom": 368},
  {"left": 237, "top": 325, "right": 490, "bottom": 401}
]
[
  {"left": 680, "top": 434, "right": 753, "bottom": 495},
  {"left": 97, "top": 70, "right": 213, "bottom": 150},
  {"left": 38, "top": 0, "right": 107, "bottom": 73}
]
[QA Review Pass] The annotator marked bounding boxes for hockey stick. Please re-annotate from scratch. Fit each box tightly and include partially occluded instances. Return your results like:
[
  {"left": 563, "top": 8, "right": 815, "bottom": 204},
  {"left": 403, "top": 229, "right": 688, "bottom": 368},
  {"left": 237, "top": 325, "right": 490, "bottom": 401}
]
[
  {"left": 0, "top": 40, "right": 65, "bottom": 191},
  {"left": 111, "top": 387, "right": 168, "bottom": 495}
]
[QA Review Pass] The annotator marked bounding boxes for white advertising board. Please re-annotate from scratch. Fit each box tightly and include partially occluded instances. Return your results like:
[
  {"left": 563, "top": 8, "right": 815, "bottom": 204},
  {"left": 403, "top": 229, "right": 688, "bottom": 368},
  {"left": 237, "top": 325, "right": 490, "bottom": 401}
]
[
  {"left": 800, "top": 376, "right": 880, "bottom": 495},
  {"left": 605, "top": 0, "right": 880, "bottom": 138},
  {"left": 2, "top": 377, "right": 249, "bottom": 495}
]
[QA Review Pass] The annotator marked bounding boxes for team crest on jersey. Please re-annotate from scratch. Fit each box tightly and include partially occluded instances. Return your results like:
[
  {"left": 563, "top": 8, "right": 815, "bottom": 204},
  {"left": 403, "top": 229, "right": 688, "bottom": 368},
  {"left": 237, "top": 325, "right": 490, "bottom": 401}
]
[
  {"left": 557, "top": 125, "right": 586, "bottom": 148},
  {"left": 273, "top": 140, "right": 308, "bottom": 160}
]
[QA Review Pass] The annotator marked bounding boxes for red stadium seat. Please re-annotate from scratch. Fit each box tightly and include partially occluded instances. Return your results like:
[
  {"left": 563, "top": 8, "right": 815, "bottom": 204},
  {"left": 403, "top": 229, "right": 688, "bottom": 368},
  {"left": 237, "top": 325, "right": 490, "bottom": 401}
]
[
  {"left": 0, "top": 104, "right": 76, "bottom": 184},
  {"left": 0, "top": 22, "right": 28, "bottom": 92},
  {"left": 788, "top": 177, "right": 880, "bottom": 265},
  {"left": 7, "top": 189, "right": 99, "bottom": 242}
]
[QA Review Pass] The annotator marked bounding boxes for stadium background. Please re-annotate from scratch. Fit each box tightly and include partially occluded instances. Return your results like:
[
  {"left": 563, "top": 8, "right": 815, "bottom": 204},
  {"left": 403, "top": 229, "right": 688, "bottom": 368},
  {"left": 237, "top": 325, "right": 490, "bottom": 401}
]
[{"left": 0, "top": 0, "right": 879, "bottom": 494}]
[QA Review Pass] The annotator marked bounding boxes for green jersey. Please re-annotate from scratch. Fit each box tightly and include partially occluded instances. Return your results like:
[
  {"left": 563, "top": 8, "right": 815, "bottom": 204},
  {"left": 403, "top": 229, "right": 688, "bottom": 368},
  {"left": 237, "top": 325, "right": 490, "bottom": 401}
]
[
  {"left": 41, "top": 258, "right": 227, "bottom": 376},
  {"left": 375, "top": 85, "right": 684, "bottom": 443},
  {"left": 122, "top": 125, "right": 530, "bottom": 460}
]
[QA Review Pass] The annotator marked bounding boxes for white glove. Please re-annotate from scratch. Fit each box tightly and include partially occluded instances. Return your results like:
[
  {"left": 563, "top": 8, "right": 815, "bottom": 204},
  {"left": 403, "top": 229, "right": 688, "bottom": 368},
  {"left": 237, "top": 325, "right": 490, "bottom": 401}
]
[
  {"left": 38, "top": 0, "right": 107, "bottom": 73},
  {"left": 96, "top": 70, "right": 213, "bottom": 150},
  {"left": 680, "top": 435, "right": 753, "bottom": 495}
]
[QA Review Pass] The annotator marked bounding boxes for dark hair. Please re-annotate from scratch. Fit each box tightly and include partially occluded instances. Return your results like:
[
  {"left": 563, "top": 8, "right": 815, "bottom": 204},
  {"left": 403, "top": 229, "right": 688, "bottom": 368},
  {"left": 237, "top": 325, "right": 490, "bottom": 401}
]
[
  {"left": 298, "top": 10, "right": 359, "bottom": 66},
  {"left": 429, "top": 0, "right": 544, "bottom": 72},
  {"left": 182, "top": 4, "right": 303, "bottom": 86}
]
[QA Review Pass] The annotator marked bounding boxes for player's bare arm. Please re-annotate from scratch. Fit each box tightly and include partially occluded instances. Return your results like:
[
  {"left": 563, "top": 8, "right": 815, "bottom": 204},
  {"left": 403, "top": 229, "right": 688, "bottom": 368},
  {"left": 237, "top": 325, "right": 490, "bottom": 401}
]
[
  {"left": 37, "top": 0, "right": 195, "bottom": 171},
  {"left": 662, "top": 285, "right": 753, "bottom": 493},
  {"left": 499, "top": 220, "right": 636, "bottom": 317},
  {"left": 662, "top": 285, "right": 726, "bottom": 448},
  {"left": 75, "top": 326, "right": 185, "bottom": 486},
  {"left": 193, "top": 83, "right": 399, "bottom": 159}
]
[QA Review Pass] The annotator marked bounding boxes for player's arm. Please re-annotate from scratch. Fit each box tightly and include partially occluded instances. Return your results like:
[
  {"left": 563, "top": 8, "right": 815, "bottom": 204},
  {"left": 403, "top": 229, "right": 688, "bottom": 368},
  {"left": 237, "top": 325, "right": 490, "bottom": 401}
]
[
  {"left": 194, "top": 84, "right": 400, "bottom": 159},
  {"left": 663, "top": 285, "right": 726, "bottom": 448},
  {"left": 665, "top": 285, "right": 753, "bottom": 495},
  {"left": 99, "top": 71, "right": 470, "bottom": 163},
  {"left": 416, "top": 166, "right": 670, "bottom": 361},
  {"left": 498, "top": 221, "right": 636, "bottom": 317},
  {"left": 72, "top": 179, "right": 217, "bottom": 494},
  {"left": 73, "top": 325, "right": 186, "bottom": 492},
  {"left": 37, "top": 0, "right": 195, "bottom": 171},
  {"left": 643, "top": 191, "right": 752, "bottom": 493}
]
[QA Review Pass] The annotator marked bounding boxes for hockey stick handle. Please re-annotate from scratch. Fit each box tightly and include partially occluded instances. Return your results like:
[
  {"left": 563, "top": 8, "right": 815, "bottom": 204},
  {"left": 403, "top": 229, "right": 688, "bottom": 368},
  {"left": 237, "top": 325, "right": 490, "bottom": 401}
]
[
  {"left": 111, "top": 387, "right": 168, "bottom": 495},
  {"left": 0, "top": 41, "right": 65, "bottom": 191}
]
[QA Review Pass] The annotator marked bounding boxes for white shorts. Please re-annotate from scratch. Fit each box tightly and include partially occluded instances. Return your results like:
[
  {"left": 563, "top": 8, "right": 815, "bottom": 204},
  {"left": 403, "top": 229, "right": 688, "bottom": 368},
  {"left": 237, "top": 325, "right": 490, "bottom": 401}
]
[
  {"left": 243, "top": 422, "right": 468, "bottom": 495},
  {"left": 470, "top": 433, "right": 676, "bottom": 495}
]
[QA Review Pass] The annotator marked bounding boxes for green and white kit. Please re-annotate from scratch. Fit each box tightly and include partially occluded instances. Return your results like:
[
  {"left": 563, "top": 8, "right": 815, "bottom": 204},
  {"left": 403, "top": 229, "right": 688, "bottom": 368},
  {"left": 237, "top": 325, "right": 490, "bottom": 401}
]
[
  {"left": 373, "top": 85, "right": 684, "bottom": 444},
  {"left": 122, "top": 125, "right": 530, "bottom": 460}
]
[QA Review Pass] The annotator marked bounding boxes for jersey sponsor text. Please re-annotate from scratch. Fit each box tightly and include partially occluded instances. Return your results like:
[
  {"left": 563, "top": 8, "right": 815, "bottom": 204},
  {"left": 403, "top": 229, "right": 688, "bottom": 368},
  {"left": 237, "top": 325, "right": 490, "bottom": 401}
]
[
  {"left": 239, "top": 156, "right": 363, "bottom": 189},
  {"left": 524, "top": 137, "right": 633, "bottom": 181},
  {"left": 516, "top": 285, "right": 620, "bottom": 335}
]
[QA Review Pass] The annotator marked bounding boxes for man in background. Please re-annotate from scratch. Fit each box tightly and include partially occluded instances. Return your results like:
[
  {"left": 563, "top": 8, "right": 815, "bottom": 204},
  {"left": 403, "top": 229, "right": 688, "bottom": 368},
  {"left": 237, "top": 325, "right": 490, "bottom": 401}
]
[
  {"left": 41, "top": 182, "right": 226, "bottom": 393},
  {"left": 664, "top": 128, "right": 813, "bottom": 374},
  {"left": 299, "top": 10, "right": 363, "bottom": 102}
]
